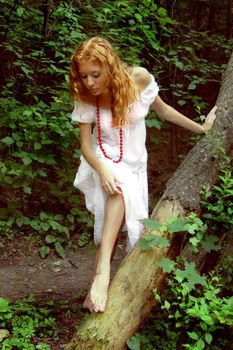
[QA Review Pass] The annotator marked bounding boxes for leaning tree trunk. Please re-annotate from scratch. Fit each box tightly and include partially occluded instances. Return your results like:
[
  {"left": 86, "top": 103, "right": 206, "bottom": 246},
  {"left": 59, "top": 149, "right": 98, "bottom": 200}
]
[{"left": 66, "top": 52, "right": 233, "bottom": 350}]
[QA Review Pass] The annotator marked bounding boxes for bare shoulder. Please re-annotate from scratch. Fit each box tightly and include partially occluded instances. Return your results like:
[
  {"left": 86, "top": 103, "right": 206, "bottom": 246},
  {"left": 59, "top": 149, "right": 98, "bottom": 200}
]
[{"left": 131, "top": 66, "right": 151, "bottom": 91}]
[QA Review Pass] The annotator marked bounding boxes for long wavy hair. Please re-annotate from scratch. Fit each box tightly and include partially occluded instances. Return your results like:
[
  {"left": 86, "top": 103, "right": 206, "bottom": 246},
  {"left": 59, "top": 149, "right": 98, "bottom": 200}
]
[{"left": 70, "top": 36, "right": 137, "bottom": 127}]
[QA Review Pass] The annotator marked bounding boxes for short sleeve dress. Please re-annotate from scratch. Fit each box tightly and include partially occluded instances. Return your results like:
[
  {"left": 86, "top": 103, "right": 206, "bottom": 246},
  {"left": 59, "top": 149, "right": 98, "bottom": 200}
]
[{"left": 71, "top": 74, "right": 159, "bottom": 251}]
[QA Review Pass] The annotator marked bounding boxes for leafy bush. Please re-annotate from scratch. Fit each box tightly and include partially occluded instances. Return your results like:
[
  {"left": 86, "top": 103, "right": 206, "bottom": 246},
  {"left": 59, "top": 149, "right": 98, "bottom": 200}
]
[{"left": 0, "top": 296, "right": 58, "bottom": 349}]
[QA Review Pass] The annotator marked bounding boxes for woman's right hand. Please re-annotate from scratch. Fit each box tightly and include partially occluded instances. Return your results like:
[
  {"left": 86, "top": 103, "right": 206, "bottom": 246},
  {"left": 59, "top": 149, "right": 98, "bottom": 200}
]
[{"left": 98, "top": 164, "right": 123, "bottom": 195}]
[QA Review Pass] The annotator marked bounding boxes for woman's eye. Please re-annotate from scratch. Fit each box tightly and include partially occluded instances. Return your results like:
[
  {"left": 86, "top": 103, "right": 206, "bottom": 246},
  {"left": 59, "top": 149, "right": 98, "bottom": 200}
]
[{"left": 93, "top": 74, "right": 100, "bottom": 78}]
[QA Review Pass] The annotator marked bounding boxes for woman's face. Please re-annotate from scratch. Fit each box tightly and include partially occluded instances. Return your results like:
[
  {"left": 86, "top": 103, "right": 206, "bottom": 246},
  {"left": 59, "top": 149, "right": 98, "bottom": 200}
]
[{"left": 78, "top": 60, "right": 109, "bottom": 96}]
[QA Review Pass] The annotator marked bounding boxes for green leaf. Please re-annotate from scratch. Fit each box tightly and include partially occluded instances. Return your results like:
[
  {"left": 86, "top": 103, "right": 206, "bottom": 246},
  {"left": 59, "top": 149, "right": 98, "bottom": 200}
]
[
  {"left": 187, "top": 331, "right": 199, "bottom": 340},
  {"left": 45, "top": 235, "right": 57, "bottom": 244},
  {"left": 127, "top": 335, "right": 140, "bottom": 350},
  {"left": 168, "top": 49, "right": 177, "bottom": 56},
  {"left": 30, "top": 220, "right": 41, "bottom": 231},
  {"left": 135, "top": 13, "right": 142, "bottom": 22},
  {"left": 78, "top": 231, "right": 91, "bottom": 247},
  {"left": 174, "top": 261, "right": 207, "bottom": 290},
  {"left": 146, "top": 118, "right": 162, "bottom": 129},
  {"left": 196, "top": 339, "right": 205, "bottom": 350},
  {"left": 161, "top": 300, "right": 170, "bottom": 310},
  {"left": 200, "top": 322, "right": 208, "bottom": 331},
  {"left": 204, "top": 333, "right": 212, "bottom": 345},
  {"left": 174, "top": 61, "right": 184, "bottom": 70},
  {"left": 1, "top": 136, "right": 14, "bottom": 146},
  {"left": 178, "top": 99, "right": 186, "bottom": 106},
  {"left": 71, "top": 208, "right": 80, "bottom": 215},
  {"left": 201, "top": 235, "right": 219, "bottom": 252},
  {"left": 40, "top": 246, "right": 50, "bottom": 259},
  {"left": 40, "top": 222, "right": 50, "bottom": 231},
  {"left": 188, "top": 82, "right": 197, "bottom": 90},
  {"left": 158, "top": 257, "right": 175, "bottom": 273},
  {"left": 23, "top": 185, "right": 32, "bottom": 194},
  {"left": 140, "top": 218, "right": 165, "bottom": 231},
  {"left": 167, "top": 217, "right": 187, "bottom": 233},
  {"left": 138, "top": 233, "right": 169, "bottom": 250},
  {"left": 34, "top": 142, "right": 42, "bottom": 150},
  {"left": 55, "top": 242, "right": 65, "bottom": 258},
  {"left": 16, "top": 7, "right": 25, "bottom": 17},
  {"left": 22, "top": 156, "right": 32, "bottom": 165}
]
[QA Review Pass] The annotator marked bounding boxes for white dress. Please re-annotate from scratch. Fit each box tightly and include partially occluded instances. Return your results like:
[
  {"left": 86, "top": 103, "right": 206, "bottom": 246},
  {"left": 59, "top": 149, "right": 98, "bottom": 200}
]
[{"left": 71, "top": 75, "right": 159, "bottom": 251}]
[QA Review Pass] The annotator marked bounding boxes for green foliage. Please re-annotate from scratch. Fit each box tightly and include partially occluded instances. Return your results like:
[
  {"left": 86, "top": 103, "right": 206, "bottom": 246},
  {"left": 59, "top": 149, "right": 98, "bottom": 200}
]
[
  {"left": 0, "top": 296, "right": 58, "bottom": 349},
  {"left": 134, "top": 165, "right": 233, "bottom": 349},
  {"left": 201, "top": 168, "right": 233, "bottom": 228},
  {"left": 92, "top": 0, "right": 175, "bottom": 65},
  {"left": 139, "top": 214, "right": 218, "bottom": 253},
  {"left": 0, "top": 1, "right": 94, "bottom": 252},
  {"left": 128, "top": 262, "right": 233, "bottom": 350}
]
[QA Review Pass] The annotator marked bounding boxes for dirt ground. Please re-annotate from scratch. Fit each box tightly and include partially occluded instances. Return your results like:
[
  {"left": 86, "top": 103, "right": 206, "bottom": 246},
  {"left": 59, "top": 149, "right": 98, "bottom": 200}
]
[{"left": 0, "top": 127, "right": 192, "bottom": 348}]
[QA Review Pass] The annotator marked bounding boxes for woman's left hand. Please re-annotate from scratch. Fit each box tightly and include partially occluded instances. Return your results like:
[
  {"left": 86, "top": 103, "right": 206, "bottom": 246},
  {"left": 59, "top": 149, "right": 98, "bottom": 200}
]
[{"left": 203, "top": 105, "right": 218, "bottom": 132}]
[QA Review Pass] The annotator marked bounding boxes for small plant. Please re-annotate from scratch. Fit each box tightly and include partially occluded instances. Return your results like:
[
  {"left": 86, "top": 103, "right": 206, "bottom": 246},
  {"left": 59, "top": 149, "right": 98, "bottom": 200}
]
[
  {"left": 127, "top": 260, "right": 233, "bottom": 350},
  {"left": 139, "top": 214, "right": 218, "bottom": 254},
  {"left": 201, "top": 168, "right": 233, "bottom": 229},
  {"left": 0, "top": 296, "right": 58, "bottom": 349}
]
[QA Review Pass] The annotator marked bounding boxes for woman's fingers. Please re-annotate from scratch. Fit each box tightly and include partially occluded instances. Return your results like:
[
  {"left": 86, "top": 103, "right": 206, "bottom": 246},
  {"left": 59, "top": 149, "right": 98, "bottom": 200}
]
[
  {"left": 203, "top": 105, "right": 218, "bottom": 132},
  {"left": 106, "top": 182, "right": 122, "bottom": 195},
  {"left": 207, "top": 105, "right": 217, "bottom": 120}
]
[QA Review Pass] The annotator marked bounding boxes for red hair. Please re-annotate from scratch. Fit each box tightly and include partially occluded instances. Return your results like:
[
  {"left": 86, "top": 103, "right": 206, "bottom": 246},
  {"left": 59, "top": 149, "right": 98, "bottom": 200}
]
[{"left": 70, "top": 36, "right": 137, "bottom": 127}]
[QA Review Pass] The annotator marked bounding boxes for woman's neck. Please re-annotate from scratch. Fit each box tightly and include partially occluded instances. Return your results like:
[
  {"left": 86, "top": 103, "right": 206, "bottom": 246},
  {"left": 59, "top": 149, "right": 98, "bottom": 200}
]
[{"left": 80, "top": 91, "right": 112, "bottom": 109}]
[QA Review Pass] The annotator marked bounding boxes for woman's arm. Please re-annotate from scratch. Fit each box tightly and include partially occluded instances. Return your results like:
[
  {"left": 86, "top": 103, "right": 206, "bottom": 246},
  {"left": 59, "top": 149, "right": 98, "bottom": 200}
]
[
  {"left": 151, "top": 95, "right": 217, "bottom": 134},
  {"left": 79, "top": 123, "right": 122, "bottom": 194}
]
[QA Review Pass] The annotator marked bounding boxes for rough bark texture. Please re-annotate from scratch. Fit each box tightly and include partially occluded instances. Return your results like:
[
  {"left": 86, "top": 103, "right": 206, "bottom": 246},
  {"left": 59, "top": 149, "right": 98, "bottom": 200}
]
[{"left": 66, "top": 51, "right": 233, "bottom": 350}]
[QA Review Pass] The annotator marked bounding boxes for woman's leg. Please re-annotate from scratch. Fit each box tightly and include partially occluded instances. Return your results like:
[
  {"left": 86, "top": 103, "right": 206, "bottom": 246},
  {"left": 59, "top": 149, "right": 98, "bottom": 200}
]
[
  {"left": 83, "top": 216, "right": 124, "bottom": 311},
  {"left": 83, "top": 249, "right": 100, "bottom": 312},
  {"left": 88, "top": 193, "right": 125, "bottom": 312}
]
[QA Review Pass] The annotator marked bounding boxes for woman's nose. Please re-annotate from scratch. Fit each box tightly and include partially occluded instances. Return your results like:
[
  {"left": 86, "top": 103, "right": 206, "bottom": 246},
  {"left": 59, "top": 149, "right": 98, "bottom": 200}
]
[{"left": 87, "top": 76, "right": 94, "bottom": 87}]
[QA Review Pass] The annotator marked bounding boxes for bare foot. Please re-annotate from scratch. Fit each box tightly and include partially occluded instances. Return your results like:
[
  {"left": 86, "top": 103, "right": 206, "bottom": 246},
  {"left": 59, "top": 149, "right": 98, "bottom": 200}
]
[
  {"left": 90, "top": 271, "right": 110, "bottom": 312},
  {"left": 83, "top": 292, "right": 94, "bottom": 312}
]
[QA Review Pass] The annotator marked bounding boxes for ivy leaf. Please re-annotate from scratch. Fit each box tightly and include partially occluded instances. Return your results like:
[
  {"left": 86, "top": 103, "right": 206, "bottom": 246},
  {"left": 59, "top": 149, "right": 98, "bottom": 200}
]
[
  {"left": 185, "top": 274, "right": 207, "bottom": 291},
  {"left": 138, "top": 234, "right": 169, "bottom": 250},
  {"left": 127, "top": 335, "right": 141, "bottom": 350},
  {"left": 158, "top": 257, "right": 175, "bottom": 273},
  {"left": 174, "top": 261, "right": 207, "bottom": 291},
  {"left": 140, "top": 218, "right": 165, "bottom": 231},
  {"left": 167, "top": 217, "right": 187, "bottom": 233},
  {"left": 201, "top": 235, "right": 219, "bottom": 252}
]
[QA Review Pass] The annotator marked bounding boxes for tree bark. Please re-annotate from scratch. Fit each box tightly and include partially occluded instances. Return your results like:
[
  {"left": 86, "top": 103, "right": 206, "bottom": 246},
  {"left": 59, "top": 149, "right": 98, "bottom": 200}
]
[{"left": 65, "top": 51, "right": 233, "bottom": 350}]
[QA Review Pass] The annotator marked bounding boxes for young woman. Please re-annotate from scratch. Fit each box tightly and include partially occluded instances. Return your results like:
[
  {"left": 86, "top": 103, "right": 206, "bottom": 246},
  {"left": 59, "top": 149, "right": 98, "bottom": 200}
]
[{"left": 70, "top": 36, "right": 217, "bottom": 313}]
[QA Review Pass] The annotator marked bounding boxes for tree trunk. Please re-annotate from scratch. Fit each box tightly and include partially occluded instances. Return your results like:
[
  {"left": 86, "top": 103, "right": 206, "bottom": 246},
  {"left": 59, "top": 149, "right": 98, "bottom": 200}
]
[{"left": 65, "top": 51, "right": 233, "bottom": 350}]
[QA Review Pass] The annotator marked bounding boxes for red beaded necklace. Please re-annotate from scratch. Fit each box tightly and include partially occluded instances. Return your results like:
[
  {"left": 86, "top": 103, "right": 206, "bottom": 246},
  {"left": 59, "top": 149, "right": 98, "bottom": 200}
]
[{"left": 96, "top": 97, "right": 123, "bottom": 163}]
